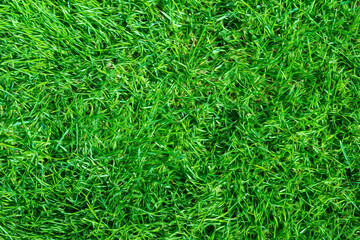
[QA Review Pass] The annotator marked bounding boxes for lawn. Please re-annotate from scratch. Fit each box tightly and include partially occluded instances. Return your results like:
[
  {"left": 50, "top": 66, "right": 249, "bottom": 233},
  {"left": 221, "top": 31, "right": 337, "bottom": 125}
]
[{"left": 0, "top": 0, "right": 360, "bottom": 239}]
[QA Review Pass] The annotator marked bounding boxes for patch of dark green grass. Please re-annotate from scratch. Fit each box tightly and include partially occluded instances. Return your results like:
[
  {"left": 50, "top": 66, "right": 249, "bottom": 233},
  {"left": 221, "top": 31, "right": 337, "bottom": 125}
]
[{"left": 0, "top": 0, "right": 360, "bottom": 239}]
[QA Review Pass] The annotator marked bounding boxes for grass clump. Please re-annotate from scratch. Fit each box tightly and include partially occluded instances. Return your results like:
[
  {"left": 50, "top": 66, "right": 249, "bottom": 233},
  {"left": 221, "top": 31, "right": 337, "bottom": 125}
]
[{"left": 0, "top": 0, "right": 360, "bottom": 239}]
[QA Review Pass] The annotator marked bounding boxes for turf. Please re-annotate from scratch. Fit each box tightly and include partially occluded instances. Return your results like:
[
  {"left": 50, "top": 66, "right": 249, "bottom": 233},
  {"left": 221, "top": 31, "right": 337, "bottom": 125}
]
[{"left": 0, "top": 0, "right": 360, "bottom": 239}]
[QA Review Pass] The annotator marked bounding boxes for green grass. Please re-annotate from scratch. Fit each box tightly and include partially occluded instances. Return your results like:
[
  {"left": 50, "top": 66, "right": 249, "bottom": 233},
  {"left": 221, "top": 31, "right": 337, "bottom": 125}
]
[{"left": 0, "top": 0, "right": 360, "bottom": 239}]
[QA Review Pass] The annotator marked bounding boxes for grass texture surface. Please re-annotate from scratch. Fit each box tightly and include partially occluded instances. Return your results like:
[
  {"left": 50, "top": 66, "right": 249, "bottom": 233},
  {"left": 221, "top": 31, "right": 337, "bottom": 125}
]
[{"left": 1, "top": 0, "right": 360, "bottom": 239}]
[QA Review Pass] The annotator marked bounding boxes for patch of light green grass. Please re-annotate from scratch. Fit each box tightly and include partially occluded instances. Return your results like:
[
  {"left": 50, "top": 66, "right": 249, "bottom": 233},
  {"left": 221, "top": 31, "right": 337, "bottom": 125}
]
[{"left": 0, "top": 0, "right": 360, "bottom": 239}]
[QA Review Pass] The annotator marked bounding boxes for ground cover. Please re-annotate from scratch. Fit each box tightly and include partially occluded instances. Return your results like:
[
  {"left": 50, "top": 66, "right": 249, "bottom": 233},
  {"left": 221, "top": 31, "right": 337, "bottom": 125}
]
[{"left": 0, "top": 0, "right": 360, "bottom": 239}]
